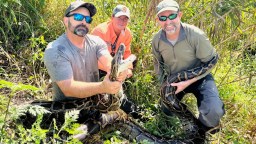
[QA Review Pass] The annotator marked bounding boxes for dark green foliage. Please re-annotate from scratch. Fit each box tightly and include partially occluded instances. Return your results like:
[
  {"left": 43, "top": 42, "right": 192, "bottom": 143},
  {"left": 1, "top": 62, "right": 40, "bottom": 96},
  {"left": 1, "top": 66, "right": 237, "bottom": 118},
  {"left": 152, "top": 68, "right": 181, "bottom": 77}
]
[{"left": 0, "top": 0, "right": 46, "bottom": 51}]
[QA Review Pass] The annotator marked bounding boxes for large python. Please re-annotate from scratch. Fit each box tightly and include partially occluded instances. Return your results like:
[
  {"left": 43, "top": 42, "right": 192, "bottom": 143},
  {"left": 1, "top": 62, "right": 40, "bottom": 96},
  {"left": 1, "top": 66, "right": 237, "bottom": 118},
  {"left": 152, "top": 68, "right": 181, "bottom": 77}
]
[
  {"left": 18, "top": 43, "right": 217, "bottom": 143},
  {"left": 160, "top": 54, "right": 219, "bottom": 138},
  {"left": 161, "top": 54, "right": 218, "bottom": 111}
]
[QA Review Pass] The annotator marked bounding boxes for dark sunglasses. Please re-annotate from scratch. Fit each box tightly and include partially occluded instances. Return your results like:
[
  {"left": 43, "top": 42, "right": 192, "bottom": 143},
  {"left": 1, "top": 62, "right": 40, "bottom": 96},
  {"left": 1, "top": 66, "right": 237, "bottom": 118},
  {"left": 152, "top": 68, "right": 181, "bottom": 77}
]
[
  {"left": 158, "top": 13, "right": 178, "bottom": 21},
  {"left": 67, "top": 13, "right": 93, "bottom": 24}
]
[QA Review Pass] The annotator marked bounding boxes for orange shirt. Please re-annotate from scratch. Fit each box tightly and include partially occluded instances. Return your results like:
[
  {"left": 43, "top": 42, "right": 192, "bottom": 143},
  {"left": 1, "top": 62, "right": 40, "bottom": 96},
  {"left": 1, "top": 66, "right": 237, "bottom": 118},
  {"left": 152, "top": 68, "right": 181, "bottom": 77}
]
[{"left": 91, "top": 21, "right": 132, "bottom": 59}]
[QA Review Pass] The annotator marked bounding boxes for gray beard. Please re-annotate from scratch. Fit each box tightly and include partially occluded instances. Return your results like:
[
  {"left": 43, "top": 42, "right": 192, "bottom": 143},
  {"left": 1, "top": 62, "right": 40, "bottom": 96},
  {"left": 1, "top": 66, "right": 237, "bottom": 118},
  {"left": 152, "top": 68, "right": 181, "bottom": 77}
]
[
  {"left": 74, "top": 26, "right": 89, "bottom": 37},
  {"left": 164, "top": 24, "right": 177, "bottom": 34},
  {"left": 68, "top": 21, "right": 89, "bottom": 37}
]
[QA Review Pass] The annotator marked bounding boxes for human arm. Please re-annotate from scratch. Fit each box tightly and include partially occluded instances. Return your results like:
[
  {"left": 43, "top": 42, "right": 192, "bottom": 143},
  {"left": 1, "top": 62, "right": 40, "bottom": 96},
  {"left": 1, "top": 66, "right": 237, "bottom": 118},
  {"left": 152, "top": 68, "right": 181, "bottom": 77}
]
[
  {"left": 151, "top": 35, "right": 167, "bottom": 83},
  {"left": 53, "top": 53, "right": 125, "bottom": 98},
  {"left": 91, "top": 27, "right": 110, "bottom": 71},
  {"left": 171, "top": 53, "right": 218, "bottom": 94},
  {"left": 98, "top": 53, "right": 112, "bottom": 73},
  {"left": 171, "top": 78, "right": 197, "bottom": 94},
  {"left": 171, "top": 27, "right": 218, "bottom": 94},
  {"left": 56, "top": 73, "right": 121, "bottom": 98}
]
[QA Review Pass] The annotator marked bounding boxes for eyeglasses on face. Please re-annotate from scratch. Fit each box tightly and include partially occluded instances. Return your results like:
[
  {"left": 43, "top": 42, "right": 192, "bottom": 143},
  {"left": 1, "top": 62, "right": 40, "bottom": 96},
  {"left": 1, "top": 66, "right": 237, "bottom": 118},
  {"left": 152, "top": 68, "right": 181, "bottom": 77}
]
[
  {"left": 67, "top": 13, "right": 93, "bottom": 24},
  {"left": 116, "top": 17, "right": 129, "bottom": 22},
  {"left": 158, "top": 13, "right": 178, "bottom": 21}
]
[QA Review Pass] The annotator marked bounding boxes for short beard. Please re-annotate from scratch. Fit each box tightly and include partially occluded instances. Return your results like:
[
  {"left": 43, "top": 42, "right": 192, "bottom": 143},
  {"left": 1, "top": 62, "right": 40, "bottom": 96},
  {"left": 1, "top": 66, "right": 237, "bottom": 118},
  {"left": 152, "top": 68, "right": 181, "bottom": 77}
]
[
  {"left": 164, "top": 23, "right": 178, "bottom": 35},
  {"left": 68, "top": 21, "right": 89, "bottom": 37},
  {"left": 74, "top": 24, "right": 89, "bottom": 37},
  {"left": 165, "top": 28, "right": 176, "bottom": 35}
]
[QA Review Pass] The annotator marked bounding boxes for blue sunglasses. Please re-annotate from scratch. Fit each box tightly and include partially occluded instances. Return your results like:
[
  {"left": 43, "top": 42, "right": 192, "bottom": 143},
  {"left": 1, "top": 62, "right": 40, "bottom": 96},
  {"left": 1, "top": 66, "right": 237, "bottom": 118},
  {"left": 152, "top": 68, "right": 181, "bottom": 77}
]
[{"left": 67, "top": 13, "right": 93, "bottom": 24}]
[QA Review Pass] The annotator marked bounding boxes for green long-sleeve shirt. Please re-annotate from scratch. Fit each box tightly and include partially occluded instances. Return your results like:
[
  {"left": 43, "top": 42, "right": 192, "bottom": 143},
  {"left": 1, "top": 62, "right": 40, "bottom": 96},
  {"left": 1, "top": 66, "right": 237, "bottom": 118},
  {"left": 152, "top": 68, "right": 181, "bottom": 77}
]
[{"left": 152, "top": 23, "right": 217, "bottom": 82}]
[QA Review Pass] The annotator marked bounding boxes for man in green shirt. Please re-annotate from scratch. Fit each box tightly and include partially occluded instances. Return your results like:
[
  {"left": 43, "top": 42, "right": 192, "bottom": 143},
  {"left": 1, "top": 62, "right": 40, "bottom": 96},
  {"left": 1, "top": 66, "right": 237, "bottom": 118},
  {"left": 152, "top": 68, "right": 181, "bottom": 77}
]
[{"left": 152, "top": 0, "right": 225, "bottom": 141}]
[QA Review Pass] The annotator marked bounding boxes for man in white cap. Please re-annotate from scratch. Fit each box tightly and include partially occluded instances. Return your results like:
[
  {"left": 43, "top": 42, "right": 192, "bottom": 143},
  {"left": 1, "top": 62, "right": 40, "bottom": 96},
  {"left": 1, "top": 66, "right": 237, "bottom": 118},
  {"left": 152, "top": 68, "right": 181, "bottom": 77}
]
[
  {"left": 152, "top": 0, "right": 225, "bottom": 142},
  {"left": 92, "top": 4, "right": 133, "bottom": 78},
  {"left": 44, "top": 1, "right": 128, "bottom": 101}
]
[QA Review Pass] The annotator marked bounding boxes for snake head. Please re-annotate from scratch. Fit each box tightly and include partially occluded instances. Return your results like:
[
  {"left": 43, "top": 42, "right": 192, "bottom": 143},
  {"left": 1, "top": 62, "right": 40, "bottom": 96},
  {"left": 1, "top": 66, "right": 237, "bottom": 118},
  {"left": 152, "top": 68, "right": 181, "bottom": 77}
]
[{"left": 109, "top": 43, "right": 126, "bottom": 81}]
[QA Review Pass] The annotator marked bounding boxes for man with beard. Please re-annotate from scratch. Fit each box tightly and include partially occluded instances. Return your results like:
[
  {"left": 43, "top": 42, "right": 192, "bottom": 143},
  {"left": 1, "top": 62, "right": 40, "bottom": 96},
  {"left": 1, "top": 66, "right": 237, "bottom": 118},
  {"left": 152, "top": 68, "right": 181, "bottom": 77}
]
[
  {"left": 91, "top": 4, "right": 133, "bottom": 78},
  {"left": 44, "top": 1, "right": 127, "bottom": 101},
  {"left": 151, "top": 0, "right": 225, "bottom": 142}
]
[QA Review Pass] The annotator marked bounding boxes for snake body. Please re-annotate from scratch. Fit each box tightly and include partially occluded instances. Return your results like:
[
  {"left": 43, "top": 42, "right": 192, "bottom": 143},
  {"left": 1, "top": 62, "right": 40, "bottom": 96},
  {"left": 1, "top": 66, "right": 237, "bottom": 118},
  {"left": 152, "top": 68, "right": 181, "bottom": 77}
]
[
  {"left": 161, "top": 54, "right": 218, "bottom": 112},
  {"left": 160, "top": 54, "right": 219, "bottom": 137}
]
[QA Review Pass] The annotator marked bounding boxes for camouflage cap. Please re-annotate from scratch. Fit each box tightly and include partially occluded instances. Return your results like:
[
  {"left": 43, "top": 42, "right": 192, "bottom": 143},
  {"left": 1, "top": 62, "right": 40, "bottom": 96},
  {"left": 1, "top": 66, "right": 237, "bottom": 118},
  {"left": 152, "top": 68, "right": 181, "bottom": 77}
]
[
  {"left": 65, "top": 1, "right": 97, "bottom": 17},
  {"left": 112, "top": 5, "right": 130, "bottom": 18}
]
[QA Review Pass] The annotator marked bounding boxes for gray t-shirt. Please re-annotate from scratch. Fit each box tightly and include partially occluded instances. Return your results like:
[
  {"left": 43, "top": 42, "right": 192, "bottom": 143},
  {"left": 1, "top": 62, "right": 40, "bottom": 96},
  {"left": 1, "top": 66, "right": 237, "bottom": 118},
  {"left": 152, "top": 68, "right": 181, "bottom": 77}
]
[
  {"left": 44, "top": 33, "right": 109, "bottom": 101},
  {"left": 152, "top": 23, "right": 216, "bottom": 81}
]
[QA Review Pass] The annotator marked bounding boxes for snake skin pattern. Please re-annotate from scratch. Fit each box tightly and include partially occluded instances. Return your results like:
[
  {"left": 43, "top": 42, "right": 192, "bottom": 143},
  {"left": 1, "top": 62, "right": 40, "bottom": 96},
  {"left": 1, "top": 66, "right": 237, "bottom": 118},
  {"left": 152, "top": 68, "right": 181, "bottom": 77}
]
[{"left": 160, "top": 54, "right": 219, "bottom": 138}]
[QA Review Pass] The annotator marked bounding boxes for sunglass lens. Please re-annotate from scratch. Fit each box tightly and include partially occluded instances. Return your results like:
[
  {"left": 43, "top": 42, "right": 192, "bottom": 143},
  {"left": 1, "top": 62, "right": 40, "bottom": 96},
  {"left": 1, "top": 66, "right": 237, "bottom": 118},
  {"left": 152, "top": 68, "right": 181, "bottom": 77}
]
[
  {"left": 169, "top": 14, "right": 177, "bottom": 20},
  {"left": 159, "top": 16, "right": 167, "bottom": 21},
  {"left": 74, "top": 14, "right": 84, "bottom": 21},
  {"left": 85, "top": 16, "right": 92, "bottom": 24},
  {"left": 71, "top": 13, "right": 92, "bottom": 23}
]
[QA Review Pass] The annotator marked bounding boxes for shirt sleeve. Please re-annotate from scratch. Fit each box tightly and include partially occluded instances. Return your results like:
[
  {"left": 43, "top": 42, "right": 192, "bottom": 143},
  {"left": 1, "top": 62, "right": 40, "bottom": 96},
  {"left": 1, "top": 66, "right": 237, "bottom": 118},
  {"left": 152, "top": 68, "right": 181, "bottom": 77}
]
[
  {"left": 43, "top": 44, "right": 73, "bottom": 82},
  {"left": 194, "top": 30, "right": 216, "bottom": 63},
  {"left": 151, "top": 35, "right": 166, "bottom": 82},
  {"left": 91, "top": 27, "right": 104, "bottom": 39},
  {"left": 95, "top": 36, "right": 110, "bottom": 58}
]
